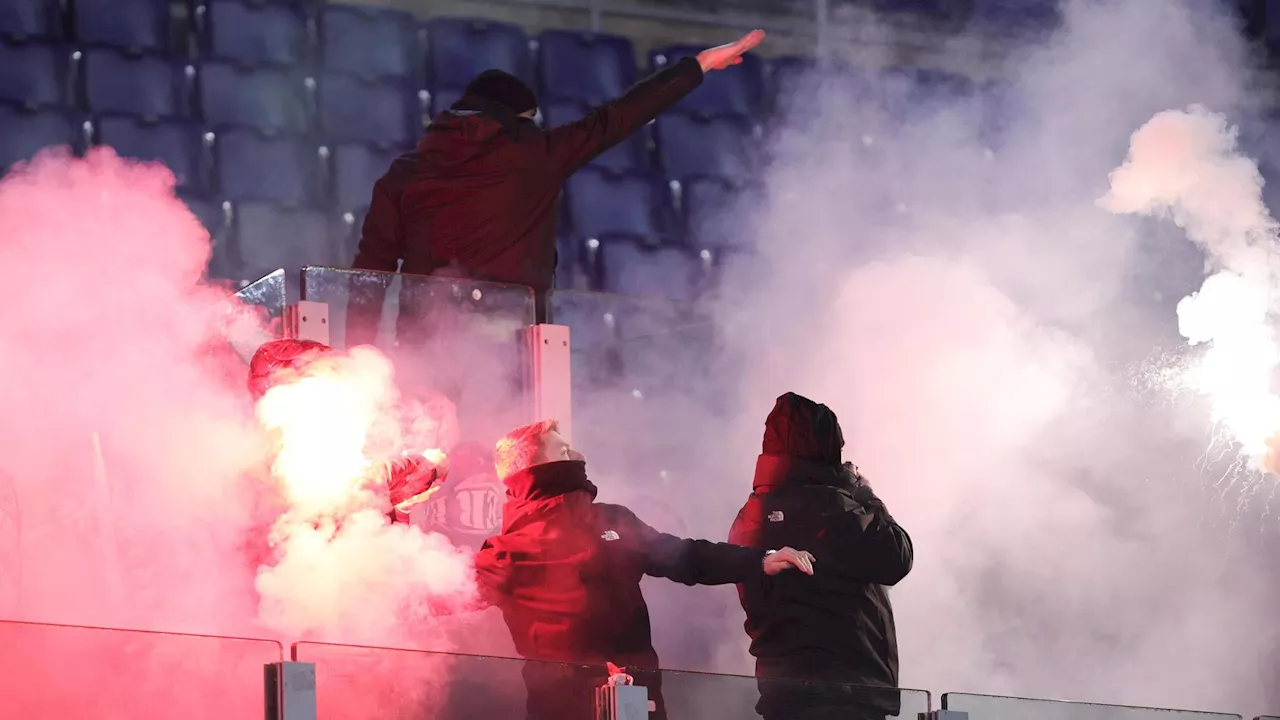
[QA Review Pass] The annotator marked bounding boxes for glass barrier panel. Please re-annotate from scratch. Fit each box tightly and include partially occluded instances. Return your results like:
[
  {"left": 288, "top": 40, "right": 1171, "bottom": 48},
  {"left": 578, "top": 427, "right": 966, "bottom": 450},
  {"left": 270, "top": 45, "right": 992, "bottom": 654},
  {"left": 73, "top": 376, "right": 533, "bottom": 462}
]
[
  {"left": 0, "top": 620, "right": 282, "bottom": 719},
  {"left": 942, "top": 693, "right": 1242, "bottom": 720},
  {"left": 302, "top": 267, "right": 535, "bottom": 444},
  {"left": 0, "top": 469, "right": 16, "bottom": 616},
  {"left": 231, "top": 268, "right": 287, "bottom": 320},
  {"left": 294, "top": 641, "right": 928, "bottom": 720}
]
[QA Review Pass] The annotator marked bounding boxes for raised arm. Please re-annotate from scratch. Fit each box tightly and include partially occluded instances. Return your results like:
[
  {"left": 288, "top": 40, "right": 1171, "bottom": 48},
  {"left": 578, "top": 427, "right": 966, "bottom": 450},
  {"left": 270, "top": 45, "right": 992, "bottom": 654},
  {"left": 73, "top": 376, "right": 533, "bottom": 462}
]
[{"left": 622, "top": 507, "right": 812, "bottom": 586}]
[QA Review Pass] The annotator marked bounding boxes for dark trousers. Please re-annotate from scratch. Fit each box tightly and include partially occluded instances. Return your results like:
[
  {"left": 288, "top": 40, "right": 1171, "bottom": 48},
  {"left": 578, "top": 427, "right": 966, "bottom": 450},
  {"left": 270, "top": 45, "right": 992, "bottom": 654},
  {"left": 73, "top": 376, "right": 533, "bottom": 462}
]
[
  {"left": 522, "top": 662, "right": 667, "bottom": 720},
  {"left": 756, "top": 676, "right": 895, "bottom": 720}
]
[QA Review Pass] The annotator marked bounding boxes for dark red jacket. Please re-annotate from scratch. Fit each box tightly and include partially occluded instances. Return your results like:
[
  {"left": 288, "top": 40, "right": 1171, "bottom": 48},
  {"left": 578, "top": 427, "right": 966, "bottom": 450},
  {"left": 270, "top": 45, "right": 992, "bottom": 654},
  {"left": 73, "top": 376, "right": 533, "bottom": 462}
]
[
  {"left": 474, "top": 460, "right": 764, "bottom": 668},
  {"left": 350, "top": 57, "right": 704, "bottom": 332},
  {"left": 729, "top": 393, "right": 913, "bottom": 714}
]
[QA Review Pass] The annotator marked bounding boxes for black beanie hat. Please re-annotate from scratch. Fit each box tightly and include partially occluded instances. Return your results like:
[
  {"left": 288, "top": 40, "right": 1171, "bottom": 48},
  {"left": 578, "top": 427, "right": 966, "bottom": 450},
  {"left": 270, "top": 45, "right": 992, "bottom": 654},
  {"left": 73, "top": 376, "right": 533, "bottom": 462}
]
[
  {"left": 463, "top": 69, "right": 538, "bottom": 115},
  {"left": 761, "top": 392, "right": 845, "bottom": 465}
]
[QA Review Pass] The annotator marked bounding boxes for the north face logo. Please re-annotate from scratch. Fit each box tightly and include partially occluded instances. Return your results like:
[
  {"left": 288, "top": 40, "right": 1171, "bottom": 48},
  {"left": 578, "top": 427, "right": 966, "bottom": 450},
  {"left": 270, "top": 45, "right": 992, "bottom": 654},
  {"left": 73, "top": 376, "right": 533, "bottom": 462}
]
[
  {"left": 768, "top": 511, "right": 784, "bottom": 523},
  {"left": 601, "top": 530, "right": 620, "bottom": 541}
]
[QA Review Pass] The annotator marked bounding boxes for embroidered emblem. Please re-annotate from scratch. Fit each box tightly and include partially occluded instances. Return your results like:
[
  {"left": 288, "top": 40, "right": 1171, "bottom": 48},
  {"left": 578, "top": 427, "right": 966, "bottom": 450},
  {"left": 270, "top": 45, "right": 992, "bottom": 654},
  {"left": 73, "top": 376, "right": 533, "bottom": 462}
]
[
  {"left": 601, "top": 530, "right": 621, "bottom": 541},
  {"left": 768, "top": 511, "right": 785, "bottom": 522}
]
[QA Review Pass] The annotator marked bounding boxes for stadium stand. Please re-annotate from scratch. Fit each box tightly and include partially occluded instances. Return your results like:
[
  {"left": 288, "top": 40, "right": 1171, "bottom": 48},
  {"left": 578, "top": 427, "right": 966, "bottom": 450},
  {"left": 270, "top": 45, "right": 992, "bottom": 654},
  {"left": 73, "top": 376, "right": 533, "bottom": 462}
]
[
  {"left": 318, "top": 4, "right": 417, "bottom": 81},
  {"left": 650, "top": 44, "right": 765, "bottom": 118},
  {"left": 537, "top": 29, "right": 637, "bottom": 104},
  {"left": 0, "top": 41, "right": 66, "bottom": 108},
  {"left": 80, "top": 49, "right": 187, "bottom": 119},
  {"left": 0, "top": 0, "right": 57, "bottom": 42},
  {"left": 0, "top": 103, "right": 76, "bottom": 171},
  {"left": 73, "top": 0, "right": 171, "bottom": 54},
  {"left": 94, "top": 116, "right": 204, "bottom": 193},
  {"left": 196, "top": 0, "right": 309, "bottom": 67}
]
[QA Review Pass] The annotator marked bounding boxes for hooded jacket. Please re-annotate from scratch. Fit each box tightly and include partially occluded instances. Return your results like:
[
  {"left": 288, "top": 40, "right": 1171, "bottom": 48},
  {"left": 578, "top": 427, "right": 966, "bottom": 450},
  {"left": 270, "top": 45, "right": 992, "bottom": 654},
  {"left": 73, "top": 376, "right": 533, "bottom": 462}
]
[
  {"left": 474, "top": 459, "right": 765, "bottom": 668},
  {"left": 729, "top": 393, "right": 913, "bottom": 713},
  {"left": 348, "top": 58, "right": 705, "bottom": 341}
]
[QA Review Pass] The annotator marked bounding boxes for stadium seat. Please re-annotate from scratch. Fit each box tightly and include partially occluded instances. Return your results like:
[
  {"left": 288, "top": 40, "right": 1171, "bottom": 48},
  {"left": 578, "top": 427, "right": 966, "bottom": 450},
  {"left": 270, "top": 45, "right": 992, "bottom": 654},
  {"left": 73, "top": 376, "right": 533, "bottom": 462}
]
[
  {"left": 651, "top": 45, "right": 763, "bottom": 118},
  {"left": 971, "top": 0, "right": 1059, "bottom": 29},
  {"left": 536, "top": 30, "right": 636, "bottom": 104},
  {"left": 564, "top": 167, "right": 662, "bottom": 242},
  {"left": 541, "top": 99, "right": 648, "bottom": 173},
  {"left": 319, "top": 5, "right": 417, "bottom": 80},
  {"left": 73, "top": 0, "right": 169, "bottom": 53},
  {"left": 214, "top": 129, "right": 320, "bottom": 205},
  {"left": 682, "top": 176, "right": 748, "bottom": 252},
  {"left": 96, "top": 116, "right": 203, "bottom": 192},
  {"left": 198, "top": 62, "right": 308, "bottom": 134},
  {"left": 232, "top": 201, "right": 339, "bottom": 280},
  {"left": 0, "top": 103, "right": 75, "bottom": 172},
  {"left": 318, "top": 74, "right": 414, "bottom": 148},
  {"left": 199, "top": 0, "right": 308, "bottom": 67},
  {"left": 0, "top": 42, "right": 65, "bottom": 108},
  {"left": 331, "top": 142, "right": 400, "bottom": 214},
  {"left": 180, "top": 194, "right": 234, "bottom": 277},
  {"left": 0, "top": 0, "right": 59, "bottom": 42},
  {"left": 81, "top": 49, "right": 186, "bottom": 120},
  {"left": 653, "top": 112, "right": 751, "bottom": 186},
  {"left": 554, "top": 233, "right": 588, "bottom": 290},
  {"left": 597, "top": 238, "right": 699, "bottom": 301},
  {"left": 423, "top": 18, "right": 532, "bottom": 88}
]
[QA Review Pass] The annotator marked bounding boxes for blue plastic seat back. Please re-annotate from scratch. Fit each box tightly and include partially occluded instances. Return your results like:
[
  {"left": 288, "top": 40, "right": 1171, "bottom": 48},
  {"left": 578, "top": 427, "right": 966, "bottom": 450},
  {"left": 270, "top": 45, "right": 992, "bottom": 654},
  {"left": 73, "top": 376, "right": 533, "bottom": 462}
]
[
  {"left": 682, "top": 176, "right": 750, "bottom": 251},
  {"left": 598, "top": 238, "right": 698, "bottom": 302},
  {"left": 650, "top": 45, "right": 763, "bottom": 118},
  {"left": 74, "top": 0, "right": 169, "bottom": 53},
  {"left": 424, "top": 18, "right": 531, "bottom": 88},
  {"left": 319, "top": 5, "right": 417, "bottom": 80},
  {"left": 202, "top": 0, "right": 308, "bottom": 67},
  {"left": 565, "top": 167, "right": 660, "bottom": 241},
  {"left": 96, "top": 116, "right": 202, "bottom": 192},
  {"left": 319, "top": 74, "right": 414, "bottom": 147},
  {"left": 541, "top": 99, "right": 647, "bottom": 173},
  {"left": 0, "top": 42, "right": 65, "bottom": 108},
  {"left": 83, "top": 49, "right": 185, "bottom": 119},
  {"left": 0, "top": 0, "right": 59, "bottom": 41},
  {"left": 654, "top": 112, "right": 751, "bottom": 185},
  {"left": 331, "top": 142, "right": 401, "bottom": 214},
  {"left": 215, "top": 129, "right": 319, "bottom": 205},
  {"left": 972, "top": 0, "right": 1059, "bottom": 28},
  {"left": 0, "top": 103, "right": 76, "bottom": 172},
  {"left": 233, "top": 201, "right": 338, "bottom": 280},
  {"left": 198, "top": 61, "right": 308, "bottom": 134},
  {"left": 537, "top": 30, "right": 636, "bottom": 104}
]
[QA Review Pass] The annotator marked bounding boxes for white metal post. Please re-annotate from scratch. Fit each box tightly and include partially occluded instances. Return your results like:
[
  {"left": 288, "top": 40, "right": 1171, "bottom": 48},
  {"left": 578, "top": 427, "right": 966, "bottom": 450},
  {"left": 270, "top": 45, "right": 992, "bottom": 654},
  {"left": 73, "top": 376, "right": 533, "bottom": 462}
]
[
  {"left": 285, "top": 300, "right": 330, "bottom": 346},
  {"left": 525, "top": 324, "right": 573, "bottom": 442},
  {"left": 264, "top": 662, "right": 317, "bottom": 720}
]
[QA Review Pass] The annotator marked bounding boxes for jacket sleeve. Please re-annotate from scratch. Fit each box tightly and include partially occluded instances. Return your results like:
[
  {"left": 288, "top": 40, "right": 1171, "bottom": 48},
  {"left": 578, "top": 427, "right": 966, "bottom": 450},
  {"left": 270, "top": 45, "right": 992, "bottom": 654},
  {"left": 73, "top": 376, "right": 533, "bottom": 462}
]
[
  {"left": 831, "top": 486, "right": 913, "bottom": 586},
  {"left": 623, "top": 508, "right": 764, "bottom": 586},
  {"left": 346, "top": 171, "right": 403, "bottom": 347},
  {"left": 471, "top": 540, "right": 509, "bottom": 610},
  {"left": 543, "top": 57, "right": 704, "bottom": 178}
]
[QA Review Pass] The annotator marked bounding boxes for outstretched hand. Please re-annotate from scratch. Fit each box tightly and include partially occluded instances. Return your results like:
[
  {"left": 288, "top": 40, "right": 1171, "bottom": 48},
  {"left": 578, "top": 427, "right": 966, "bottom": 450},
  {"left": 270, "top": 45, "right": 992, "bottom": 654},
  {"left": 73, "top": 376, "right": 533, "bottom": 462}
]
[
  {"left": 763, "top": 547, "right": 815, "bottom": 576},
  {"left": 697, "top": 29, "right": 766, "bottom": 73}
]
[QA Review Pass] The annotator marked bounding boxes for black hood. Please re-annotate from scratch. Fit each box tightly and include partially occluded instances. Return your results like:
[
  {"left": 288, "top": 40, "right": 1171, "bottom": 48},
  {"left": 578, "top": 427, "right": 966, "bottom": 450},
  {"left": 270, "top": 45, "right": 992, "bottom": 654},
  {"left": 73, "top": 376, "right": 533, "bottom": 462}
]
[
  {"left": 761, "top": 392, "right": 844, "bottom": 464},
  {"left": 501, "top": 460, "right": 597, "bottom": 532}
]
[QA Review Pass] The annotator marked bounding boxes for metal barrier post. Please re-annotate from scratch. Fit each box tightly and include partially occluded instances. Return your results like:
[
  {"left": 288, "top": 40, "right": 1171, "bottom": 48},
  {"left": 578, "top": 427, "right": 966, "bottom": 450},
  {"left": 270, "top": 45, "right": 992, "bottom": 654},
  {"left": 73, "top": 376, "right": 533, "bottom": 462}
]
[
  {"left": 265, "top": 662, "right": 317, "bottom": 720},
  {"left": 285, "top": 300, "right": 330, "bottom": 345},
  {"left": 526, "top": 323, "right": 573, "bottom": 441},
  {"left": 920, "top": 713, "right": 968, "bottom": 720}
]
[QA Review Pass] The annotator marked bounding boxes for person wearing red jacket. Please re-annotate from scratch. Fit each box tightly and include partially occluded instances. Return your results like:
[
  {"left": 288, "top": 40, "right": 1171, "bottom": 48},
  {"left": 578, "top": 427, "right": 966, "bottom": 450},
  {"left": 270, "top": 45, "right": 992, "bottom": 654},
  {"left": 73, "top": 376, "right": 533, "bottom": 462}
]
[
  {"left": 473, "top": 418, "right": 815, "bottom": 720},
  {"left": 347, "top": 29, "right": 767, "bottom": 346}
]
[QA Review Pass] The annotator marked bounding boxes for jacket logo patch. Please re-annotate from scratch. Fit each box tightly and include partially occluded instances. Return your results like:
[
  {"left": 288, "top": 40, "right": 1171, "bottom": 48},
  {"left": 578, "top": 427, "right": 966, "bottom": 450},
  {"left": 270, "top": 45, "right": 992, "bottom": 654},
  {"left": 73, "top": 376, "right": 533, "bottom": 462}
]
[
  {"left": 601, "top": 530, "right": 620, "bottom": 541},
  {"left": 768, "top": 511, "right": 785, "bottom": 523}
]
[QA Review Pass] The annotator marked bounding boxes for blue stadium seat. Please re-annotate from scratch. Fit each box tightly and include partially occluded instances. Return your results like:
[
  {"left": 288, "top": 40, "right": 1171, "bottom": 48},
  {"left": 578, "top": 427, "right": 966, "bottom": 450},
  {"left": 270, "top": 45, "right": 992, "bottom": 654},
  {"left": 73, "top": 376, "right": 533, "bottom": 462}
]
[
  {"left": 554, "top": 233, "right": 588, "bottom": 290},
  {"left": 215, "top": 129, "right": 320, "bottom": 205},
  {"left": 0, "top": 0, "right": 59, "bottom": 41},
  {"left": 74, "top": 0, "right": 169, "bottom": 53},
  {"left": 198, "top": 62, "right": 308, "bottom": 134},
  {"left": 653, "top": 112, "right": 751, "bottom": 185},
  {"left": 0, "top": 103, "right": 75, "bottom": 172},
  {"left": 82, "top": 49, "right": 186, "bottom": 119},
  {"left": 0, "top": 42, "right": 65, "bottom": 108},
  {"left": 319, "top": 74, "right": 414, "bottom": 148},
  {"left": 972, "top": 0, "right": 1059, "bottom": 28},
  {"left": 200, "top": 0, "right": 308, "bottom": 67},
  {"left": 651, "top": 45, "right": 763, "bottom": 118},
  {"left": 181, "top": 194, "right": 235, "bottom": 277},
  {"left": 541, "top": 99, "right": 647, "bottom": 173},
  {"left": 331, "top": 143, "right": 400, "bottom": 213},
  {"left": 233, "top": 201, "right": 339, "bottom": 279},
  {"left": 598, "top": 239, "right": 698, "bottom": 301},
  {"left": 564, "top": 167, "right": 661, "bottom": 242},
  {"left": 682, "top": 176, "right": 749, "bottom": 252},
  {"left": 96, "top": 116, "right": 203, "bottom": 193},
  {"left": 319, "top": 5, "right": 416, "bottom": 80},
  {"left": 537, "top": 30, "right": 635, "bottom": 104},
  {"left": 423, "top": 18, "right": 531, "bottom": 88}
]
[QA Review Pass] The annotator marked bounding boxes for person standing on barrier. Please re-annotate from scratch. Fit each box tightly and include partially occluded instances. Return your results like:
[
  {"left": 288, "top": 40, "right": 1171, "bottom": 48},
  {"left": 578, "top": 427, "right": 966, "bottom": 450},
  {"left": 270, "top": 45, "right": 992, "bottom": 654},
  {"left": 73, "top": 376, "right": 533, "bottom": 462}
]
[
  {"left": 345, "top": 28, "right": 767, "bottom": 345},
  {"left": 729, "top": 393, "right": 914, "bottom": 720},
  {"left": 472, "top": 419, "right": 816, "bottom": 720}
]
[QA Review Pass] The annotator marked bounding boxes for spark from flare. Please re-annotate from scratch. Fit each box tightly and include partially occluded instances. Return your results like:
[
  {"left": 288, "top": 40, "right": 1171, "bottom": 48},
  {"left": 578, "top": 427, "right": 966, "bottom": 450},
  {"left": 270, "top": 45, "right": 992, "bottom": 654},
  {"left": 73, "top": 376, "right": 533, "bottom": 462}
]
[{"left": 1102, "top": 105, "right": 1280, "bottom": 478}]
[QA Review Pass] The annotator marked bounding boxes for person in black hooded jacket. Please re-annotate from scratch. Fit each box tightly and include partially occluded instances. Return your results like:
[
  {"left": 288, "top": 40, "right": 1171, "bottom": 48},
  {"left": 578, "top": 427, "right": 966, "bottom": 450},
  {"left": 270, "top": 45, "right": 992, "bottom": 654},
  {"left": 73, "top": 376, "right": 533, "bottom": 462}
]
[
  {"left": 346, "top": 30, "right": 766, "bottom": 347},
  {"left": 729, "top": 392, "right": 913, "bottom": 720},
  {"left": 473, "top": 418, "right": 815, "bottom": 720}
]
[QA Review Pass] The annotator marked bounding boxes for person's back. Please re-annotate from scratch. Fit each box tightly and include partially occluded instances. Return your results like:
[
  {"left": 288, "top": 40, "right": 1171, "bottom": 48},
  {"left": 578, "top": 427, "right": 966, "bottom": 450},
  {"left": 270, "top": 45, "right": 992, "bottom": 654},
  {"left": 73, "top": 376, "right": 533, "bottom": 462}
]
[{"left": 729, "top": 392, "right": 913, "bottom": 720}]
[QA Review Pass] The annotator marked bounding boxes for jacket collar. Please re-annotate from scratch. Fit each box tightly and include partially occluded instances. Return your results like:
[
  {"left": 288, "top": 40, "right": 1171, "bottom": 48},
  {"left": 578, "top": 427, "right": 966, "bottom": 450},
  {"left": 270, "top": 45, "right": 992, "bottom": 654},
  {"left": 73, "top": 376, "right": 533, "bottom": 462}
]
[
  {"left": 501, "top": 460, "right": 597, "bottom": 532},
  {"left": 752, "top": 453, "right": 854, "bottom": 493}
]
